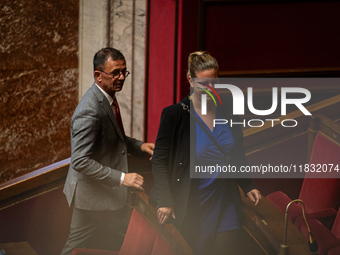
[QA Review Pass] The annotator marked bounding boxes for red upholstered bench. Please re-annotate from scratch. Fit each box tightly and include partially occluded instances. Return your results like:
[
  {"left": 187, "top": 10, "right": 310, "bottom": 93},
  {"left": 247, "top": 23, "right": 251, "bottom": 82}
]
[
  {"left": 300, "top": 207, "right": 340, "bottom": 255},
  {"left": 328, "top": 245, "right": 340, "bottom": 255},
  {"left": 266, "top": 115, "right": 340, "bottom": 255},
  {"left": 267, "top": 133, "right": 340, "bottom": 226}
]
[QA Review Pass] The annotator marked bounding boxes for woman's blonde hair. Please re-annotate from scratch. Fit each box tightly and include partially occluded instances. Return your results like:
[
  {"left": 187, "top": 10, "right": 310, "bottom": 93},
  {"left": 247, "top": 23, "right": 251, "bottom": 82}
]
[{"left": 187, "top": 51, "right": 219, "bottom": 78}]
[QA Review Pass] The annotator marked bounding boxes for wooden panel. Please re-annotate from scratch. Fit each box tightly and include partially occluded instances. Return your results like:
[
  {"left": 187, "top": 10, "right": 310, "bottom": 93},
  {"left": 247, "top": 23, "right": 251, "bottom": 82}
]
[
  {"left": 241, "top": 193, "right": 312, "bottom": 255},
  {"left": 199, "top": 1, "right": 340, "bottom": 72},
  {"left": 243, "top": 94, "right": 340, "bottom": 154},
  {"left": 307, "top": 114, "right": 340, "bottom": 161},
  {"left": 0, "top": 242, "right": 38, "bottom": 255}
]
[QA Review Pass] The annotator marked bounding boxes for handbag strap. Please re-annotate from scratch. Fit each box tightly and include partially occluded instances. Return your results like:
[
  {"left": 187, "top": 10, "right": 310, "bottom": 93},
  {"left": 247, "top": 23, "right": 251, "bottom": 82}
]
[{"left": 178, "top": 102, "right": 230, "bottom": 162}]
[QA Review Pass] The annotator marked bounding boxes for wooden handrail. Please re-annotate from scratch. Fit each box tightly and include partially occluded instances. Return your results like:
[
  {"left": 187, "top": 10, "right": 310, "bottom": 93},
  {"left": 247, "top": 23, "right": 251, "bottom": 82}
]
[
  {"left": 0, "top": 156, "right": 151, "bottom": 203},
  {"left": 0, "top": 158, "right": 70, "bottom": 203}
]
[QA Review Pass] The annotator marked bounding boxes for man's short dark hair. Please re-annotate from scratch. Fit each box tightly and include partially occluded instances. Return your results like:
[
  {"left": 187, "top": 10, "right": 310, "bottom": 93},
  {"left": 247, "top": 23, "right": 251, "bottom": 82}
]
[{"left": 93, "top": 48, "right": 125, "bottom": 72}]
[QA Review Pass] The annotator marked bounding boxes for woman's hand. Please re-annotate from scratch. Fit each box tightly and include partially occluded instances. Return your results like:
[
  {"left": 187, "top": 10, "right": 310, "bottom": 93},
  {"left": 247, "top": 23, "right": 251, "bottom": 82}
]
[
  {"left": 247, "top": 189, "right": 261, "bottom": 206},
  {"left": 157, "top": 206, "right": 176, "bottom": 224}
]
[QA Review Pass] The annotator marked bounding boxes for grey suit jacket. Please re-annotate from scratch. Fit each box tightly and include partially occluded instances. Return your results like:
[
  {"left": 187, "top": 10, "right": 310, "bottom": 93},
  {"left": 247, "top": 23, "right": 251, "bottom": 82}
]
[{"left": 63, "top": 83, "right": 143, "bottom": 211}]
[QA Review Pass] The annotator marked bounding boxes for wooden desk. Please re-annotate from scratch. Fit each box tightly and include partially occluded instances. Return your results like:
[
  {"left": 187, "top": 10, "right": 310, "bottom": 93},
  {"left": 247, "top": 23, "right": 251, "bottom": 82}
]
[
  {"left": 242, "top": 193, "right": 312, "bottom": 255},
  {"left": 0, "top": 242, "right": 38, "bottom": 255}
]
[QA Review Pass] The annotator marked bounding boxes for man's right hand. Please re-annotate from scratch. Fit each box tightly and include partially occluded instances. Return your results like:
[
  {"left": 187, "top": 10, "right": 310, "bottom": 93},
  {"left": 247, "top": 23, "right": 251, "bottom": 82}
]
[{"left": 122, "top": 173, "right": 144, "bottom": 191}]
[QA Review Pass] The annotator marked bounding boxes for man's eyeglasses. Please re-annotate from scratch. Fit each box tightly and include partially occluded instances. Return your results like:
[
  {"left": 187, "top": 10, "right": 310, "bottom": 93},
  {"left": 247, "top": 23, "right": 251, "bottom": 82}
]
[{"left": 100, "top": 70, "right": 130, "bottom": 79}]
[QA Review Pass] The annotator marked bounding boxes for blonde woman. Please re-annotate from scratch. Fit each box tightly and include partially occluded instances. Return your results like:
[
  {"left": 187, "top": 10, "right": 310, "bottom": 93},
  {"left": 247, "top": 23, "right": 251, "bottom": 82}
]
[{"left": 149, "top": 51, "right": 261, "bottom": 255}]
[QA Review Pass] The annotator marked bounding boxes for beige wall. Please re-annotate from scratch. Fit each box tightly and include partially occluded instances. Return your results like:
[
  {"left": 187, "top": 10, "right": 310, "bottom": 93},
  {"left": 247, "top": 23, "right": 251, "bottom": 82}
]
[{"left": 79, "top": 0, "right": 146, "bottom": 140}]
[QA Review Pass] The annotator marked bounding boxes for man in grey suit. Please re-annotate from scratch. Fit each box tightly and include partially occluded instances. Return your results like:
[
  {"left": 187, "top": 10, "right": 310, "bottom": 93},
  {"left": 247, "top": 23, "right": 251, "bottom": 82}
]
[{"left": 61, "top": 48, "right": 154, "bottom": 255}]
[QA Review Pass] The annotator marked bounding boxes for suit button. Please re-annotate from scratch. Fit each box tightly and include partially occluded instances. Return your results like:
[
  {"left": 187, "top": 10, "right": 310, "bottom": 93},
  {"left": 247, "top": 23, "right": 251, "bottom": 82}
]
[
  {"left": 122, "top": 150, "right": 125, "bottom": 155},
  {"left": 179, "top": 163, "right": 183, "bottom": 167},
  {"left": 177, "top": 179, "right": 180, "bottom": 182}
]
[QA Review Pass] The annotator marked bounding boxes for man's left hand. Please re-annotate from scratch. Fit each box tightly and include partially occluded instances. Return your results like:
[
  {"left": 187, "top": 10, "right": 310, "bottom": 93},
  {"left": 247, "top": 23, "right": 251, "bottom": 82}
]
[{"left": 141, "top": 143, "right": 155, "bottom": 157}]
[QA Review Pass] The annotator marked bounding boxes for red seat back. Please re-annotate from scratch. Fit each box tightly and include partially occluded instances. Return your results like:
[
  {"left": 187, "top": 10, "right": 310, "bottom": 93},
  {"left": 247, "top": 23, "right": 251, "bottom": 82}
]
[
  {"left": 299, "top": 134, "right": 340, "bottom": 213},
  {"left": 332, "top": 209, "right": 340, "bottom": 239},
  {"left": 119, "top": 209, "right": 175, "bottom": 255},
  {"left": 151, "top": 235, "right": 175, "bottom": 255}
]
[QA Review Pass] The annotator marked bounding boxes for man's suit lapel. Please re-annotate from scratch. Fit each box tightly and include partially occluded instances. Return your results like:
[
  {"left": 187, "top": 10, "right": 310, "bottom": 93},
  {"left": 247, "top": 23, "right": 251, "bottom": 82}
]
[{"left": 92, "top": 84, "right": 125, "bottom": 142}]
